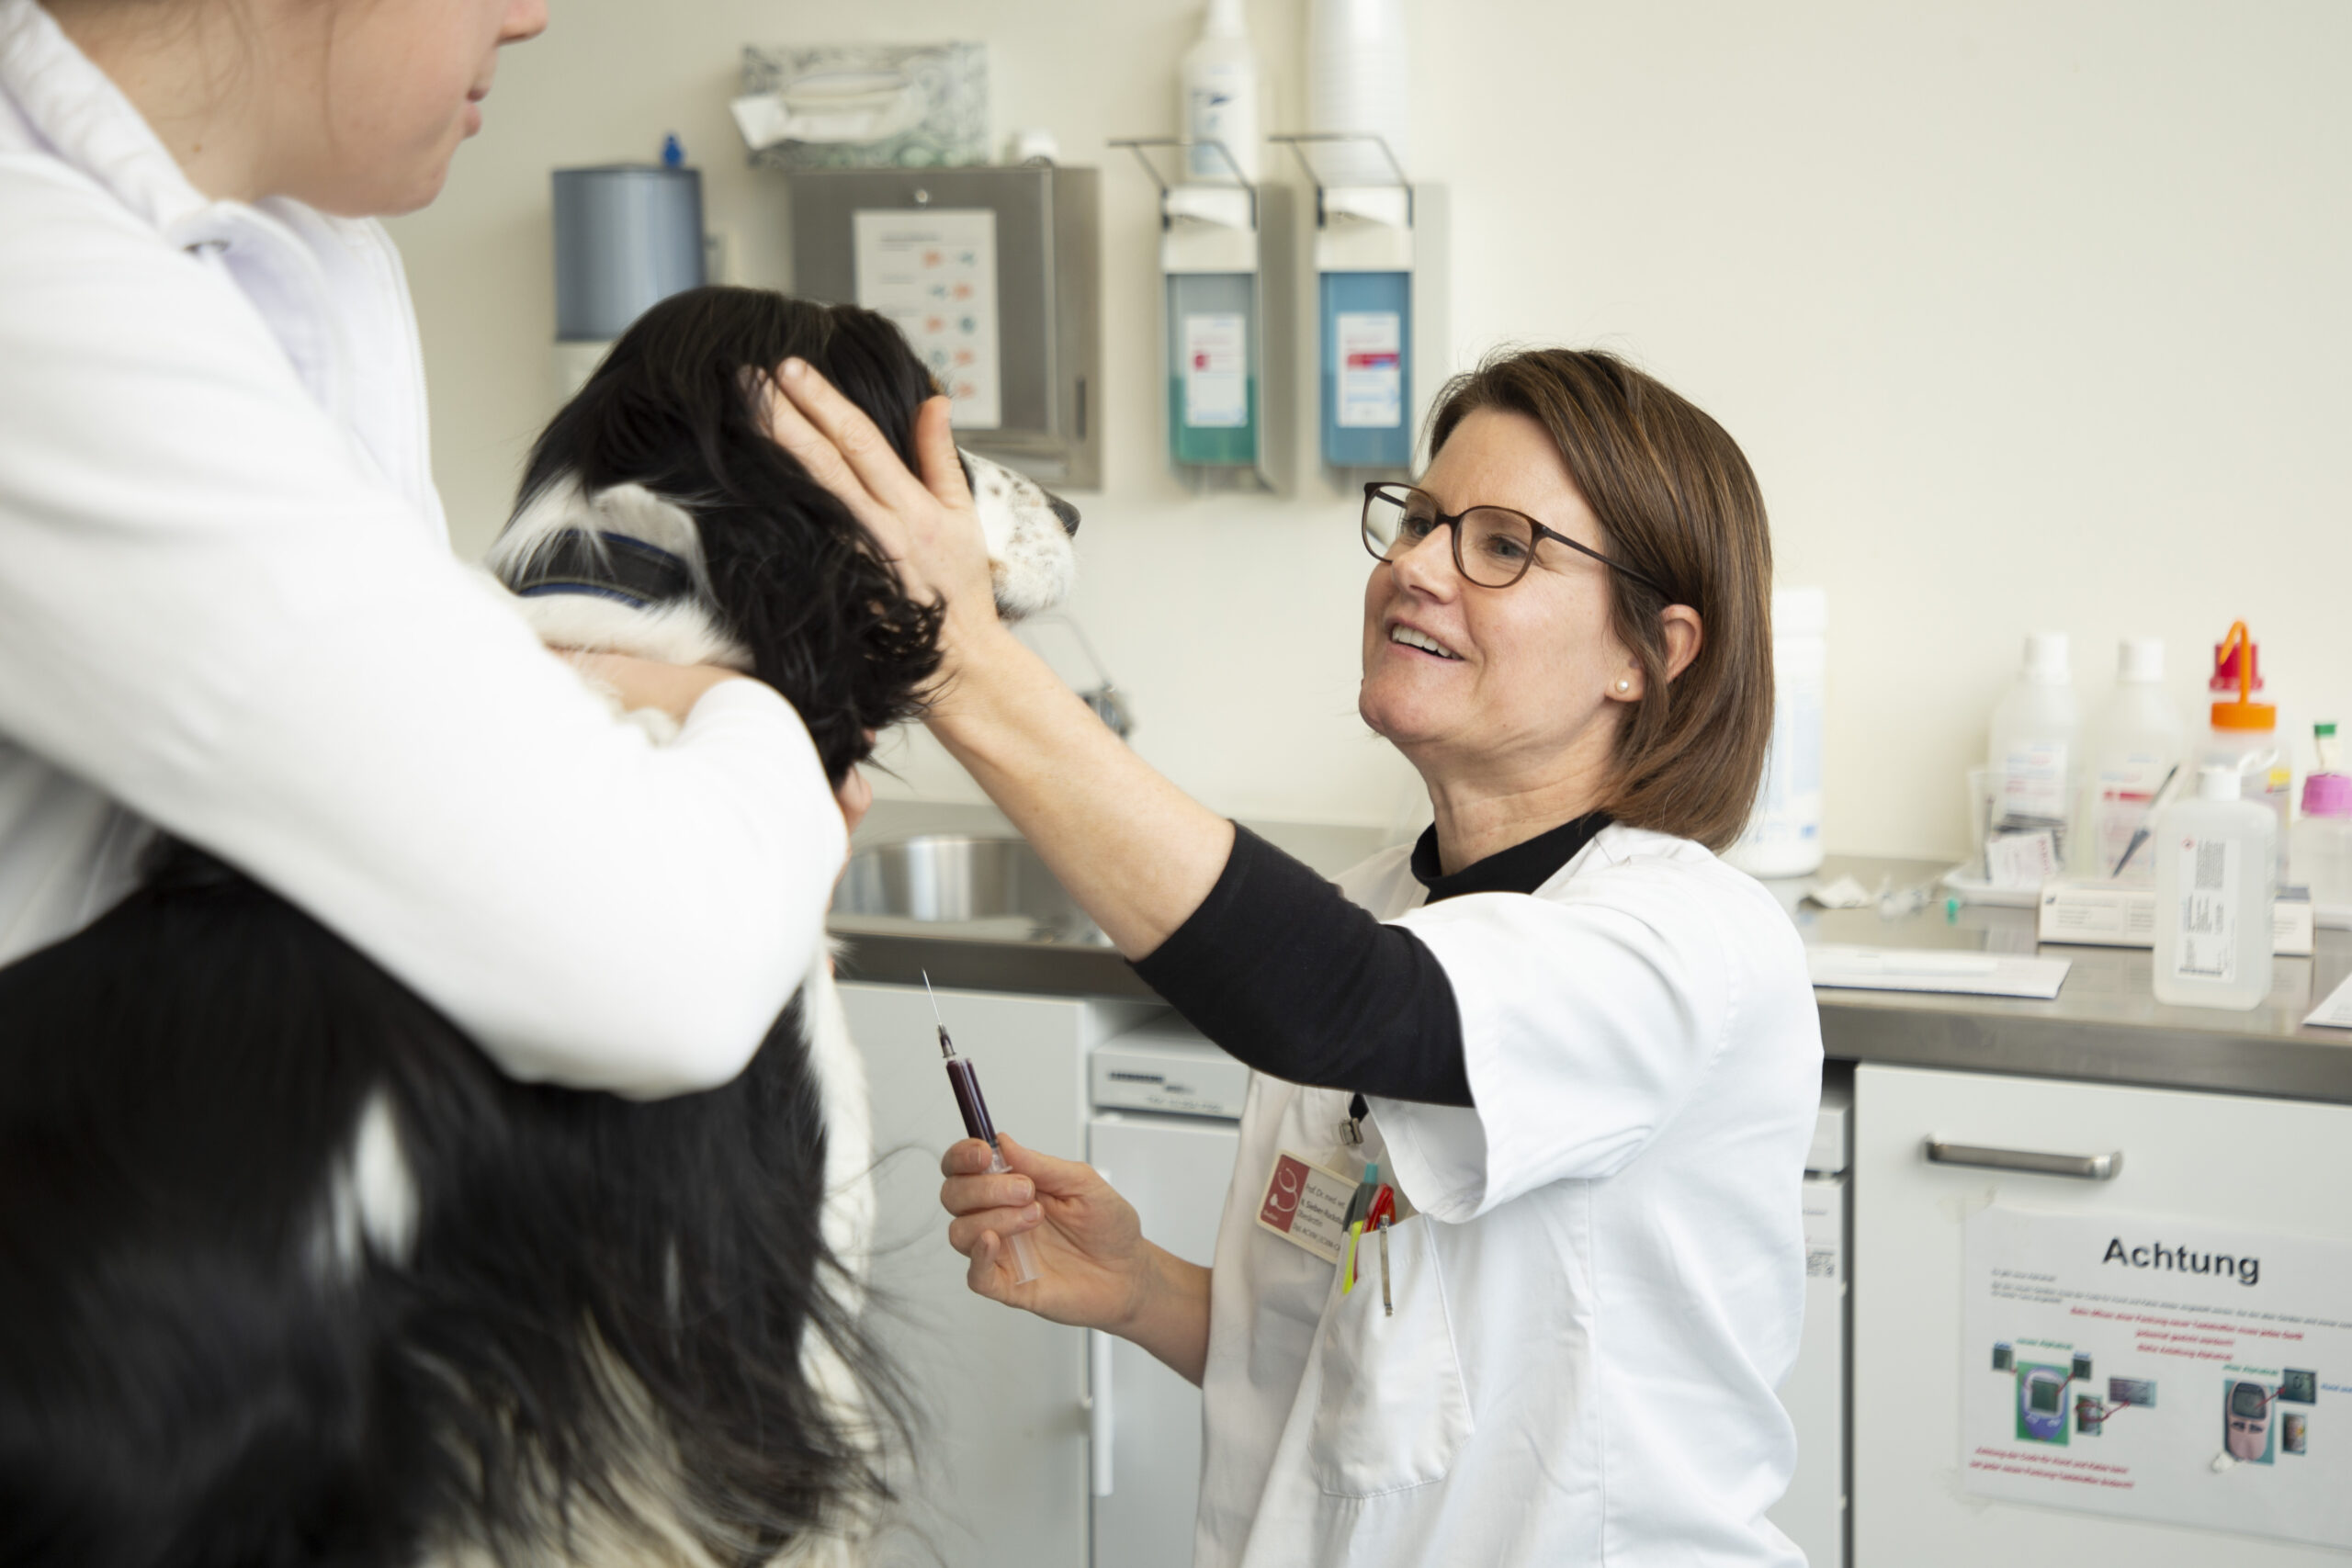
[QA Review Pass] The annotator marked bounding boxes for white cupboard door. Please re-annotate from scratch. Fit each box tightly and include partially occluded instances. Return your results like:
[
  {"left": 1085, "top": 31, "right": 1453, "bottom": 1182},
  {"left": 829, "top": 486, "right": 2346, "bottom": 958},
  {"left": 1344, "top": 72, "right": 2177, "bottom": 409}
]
[
  {"left": 842, "top": 982, "right": 1157, "bottom": 1568},
  {"left": 1853, "top": 1065, "right": 2352, "bottom": 1568},
  {"left": 1088, "top": 1112, "right": 1240, "bottom": 1568}
]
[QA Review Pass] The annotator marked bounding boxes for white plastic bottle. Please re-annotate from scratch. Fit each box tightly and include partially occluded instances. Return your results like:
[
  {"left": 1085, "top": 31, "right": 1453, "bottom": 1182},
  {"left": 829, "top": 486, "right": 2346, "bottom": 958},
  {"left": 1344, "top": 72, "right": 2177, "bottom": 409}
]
[
  {"left": 2076, "top": 637, "right": 2184, "bottom": 881},
  {"left": 2200, "top": 620, "right": 2292, "bottom": 884},
  {"left": 1181, "top": 0, "right": 1260, "bottom": 183},
  {"left": 1306, "top": 0, "right": 1409, "bottom": 185},
  {"left": 2152, "top": 765, "right": 2276, "bottom": 1010},
  {"left": 1724, "top": 587, "right": 1826, "bottom": 879},
  {"left": 1986, "top": 632, "right": 2080, "bottom": 858}
]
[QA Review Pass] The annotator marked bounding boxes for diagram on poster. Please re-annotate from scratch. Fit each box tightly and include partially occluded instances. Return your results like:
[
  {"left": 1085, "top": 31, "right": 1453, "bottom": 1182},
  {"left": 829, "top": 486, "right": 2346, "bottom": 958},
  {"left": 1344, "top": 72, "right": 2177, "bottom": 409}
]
[
  {"left": 852, "top": 208, "right": 1001, "bottom": 429},
  {"left": 1964, "top": 1205, "right": 2352, "bottom": 1549}
]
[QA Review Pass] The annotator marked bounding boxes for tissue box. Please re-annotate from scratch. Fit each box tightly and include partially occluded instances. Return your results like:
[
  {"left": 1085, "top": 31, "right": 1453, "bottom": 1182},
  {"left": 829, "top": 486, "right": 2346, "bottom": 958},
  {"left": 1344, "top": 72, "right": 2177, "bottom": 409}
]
[{"left": 736, "top": 42, "right": 988, "bottom": 170}]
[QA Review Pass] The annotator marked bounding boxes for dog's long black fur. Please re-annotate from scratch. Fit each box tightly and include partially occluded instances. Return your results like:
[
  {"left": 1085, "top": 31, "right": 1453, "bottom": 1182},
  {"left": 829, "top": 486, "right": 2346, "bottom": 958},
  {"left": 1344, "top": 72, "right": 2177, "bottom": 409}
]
[
  {"left": 0, "top": 288, "right": 953, "bottom": 1567},
  {"left": 519, "top": 287, "right": 948, "bottom": 779}
]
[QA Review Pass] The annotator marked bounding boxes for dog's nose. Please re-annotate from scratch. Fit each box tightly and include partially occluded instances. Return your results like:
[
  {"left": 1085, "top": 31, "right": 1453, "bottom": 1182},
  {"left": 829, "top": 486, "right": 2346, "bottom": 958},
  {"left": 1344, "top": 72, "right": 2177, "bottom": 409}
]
[{"left": 1047, "top": 493, "right": 1080, "bottom": 536}]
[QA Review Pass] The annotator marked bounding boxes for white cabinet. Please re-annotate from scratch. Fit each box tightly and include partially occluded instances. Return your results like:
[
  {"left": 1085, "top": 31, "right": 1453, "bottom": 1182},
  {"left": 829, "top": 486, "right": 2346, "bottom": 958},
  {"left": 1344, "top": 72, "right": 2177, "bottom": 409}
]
[
  {"left": 1853, "top": 1065, "right": 2352, "bottom": 1567},
  {"left": 842, "top": 982, "right": 1159, "bottom": 1568},
  {"left": 1086, "top": 1112, "right": 1238, "bottom": 1568}
]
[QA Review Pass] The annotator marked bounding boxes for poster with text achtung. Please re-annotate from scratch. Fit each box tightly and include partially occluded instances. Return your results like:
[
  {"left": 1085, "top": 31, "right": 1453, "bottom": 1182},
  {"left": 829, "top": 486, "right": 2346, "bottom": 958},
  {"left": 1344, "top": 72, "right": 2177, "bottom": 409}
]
[{"left": 1964, "top": 1204, "right": 2352, "bottom": 1548}]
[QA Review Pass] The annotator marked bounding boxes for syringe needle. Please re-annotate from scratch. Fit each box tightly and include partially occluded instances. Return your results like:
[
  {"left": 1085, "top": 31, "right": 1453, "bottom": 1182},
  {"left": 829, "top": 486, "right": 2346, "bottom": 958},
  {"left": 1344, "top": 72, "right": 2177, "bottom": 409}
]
[{"left": 922, "top": 969, "right": 953, "bottom": 1057}]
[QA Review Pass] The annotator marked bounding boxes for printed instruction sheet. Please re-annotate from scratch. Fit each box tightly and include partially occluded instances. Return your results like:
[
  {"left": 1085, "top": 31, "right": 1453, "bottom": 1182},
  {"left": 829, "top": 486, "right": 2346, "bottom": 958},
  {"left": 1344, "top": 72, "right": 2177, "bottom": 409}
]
[
  {"left": 852, "top": 208, "right": 1001, "bottom": 429},
  {"left": 1964, "top": 1204, "right": 2352, "bottom": 1549}
]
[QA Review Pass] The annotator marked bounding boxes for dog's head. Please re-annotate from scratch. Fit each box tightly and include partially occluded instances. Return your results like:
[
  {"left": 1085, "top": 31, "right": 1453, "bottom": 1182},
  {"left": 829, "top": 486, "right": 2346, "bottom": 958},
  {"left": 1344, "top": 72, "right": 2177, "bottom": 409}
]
[{"left": 489, "top": 286, "right": 1079, "bottom": 783}]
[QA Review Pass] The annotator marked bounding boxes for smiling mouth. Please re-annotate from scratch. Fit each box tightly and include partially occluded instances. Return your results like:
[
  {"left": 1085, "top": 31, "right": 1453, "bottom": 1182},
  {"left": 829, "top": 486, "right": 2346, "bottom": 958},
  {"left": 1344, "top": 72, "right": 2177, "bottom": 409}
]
[{"left": 1389, "top": 625, "right": 1462, "bottom": 660}]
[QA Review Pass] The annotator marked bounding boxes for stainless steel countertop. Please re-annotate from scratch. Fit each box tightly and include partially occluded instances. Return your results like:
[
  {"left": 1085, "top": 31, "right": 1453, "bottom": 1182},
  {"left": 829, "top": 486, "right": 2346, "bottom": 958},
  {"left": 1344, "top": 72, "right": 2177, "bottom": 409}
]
[{"left": 831, "top": 805, "right": 2352, "bottom": 1106}]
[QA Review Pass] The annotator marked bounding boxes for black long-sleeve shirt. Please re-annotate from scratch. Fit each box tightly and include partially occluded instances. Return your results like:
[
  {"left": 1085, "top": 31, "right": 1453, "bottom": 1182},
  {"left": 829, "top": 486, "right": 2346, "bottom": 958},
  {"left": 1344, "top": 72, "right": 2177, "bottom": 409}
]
[{"left": 1129, "top": 813, "right": 1610, "bottom": 1108}]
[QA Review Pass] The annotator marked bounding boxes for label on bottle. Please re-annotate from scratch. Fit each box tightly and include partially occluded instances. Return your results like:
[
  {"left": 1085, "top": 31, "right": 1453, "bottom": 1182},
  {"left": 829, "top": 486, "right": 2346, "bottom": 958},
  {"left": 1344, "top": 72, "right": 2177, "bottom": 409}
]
[
  {"left": 1998, "top": 742, "right": 2071, "bottom": 825},
  {"left": 1183, "top": 313, "right": 1248, "bottom": 428},
  {"left": 1186, "top": 82, "right": 1251, "bottom": 180},
  {"left": 1334, "top": 311, "right": 1403, "bottom": 428},
  {"left": 2171, "top": 833, "right": 2238, "bottom": 985},
  {"left": 2091, "top": 755, "right": 2172, "bottom": 878}
]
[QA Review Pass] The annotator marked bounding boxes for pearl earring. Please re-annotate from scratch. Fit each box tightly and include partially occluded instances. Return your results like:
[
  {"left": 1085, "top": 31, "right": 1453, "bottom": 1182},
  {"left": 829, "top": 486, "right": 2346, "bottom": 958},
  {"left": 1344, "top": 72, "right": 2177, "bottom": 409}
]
[{"left": 1615, "top": 679, "right": 1632, "bottom": 694}]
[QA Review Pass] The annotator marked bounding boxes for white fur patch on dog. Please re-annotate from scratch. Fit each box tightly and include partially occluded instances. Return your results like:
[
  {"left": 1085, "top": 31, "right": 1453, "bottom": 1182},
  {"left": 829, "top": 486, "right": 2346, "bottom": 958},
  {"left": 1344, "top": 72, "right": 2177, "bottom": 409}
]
[
  {"left": 777, "top": 949, "right": 885, "bottom": 1564},
  {"left": 309, "top": 1090, "right": 418, "bottom": 1282},
  {"left": 961, "top": 449, "right": 1076, "bottom": 619},
  {"left": 488, "top": 478, "right": 752, "bottom": 673}
]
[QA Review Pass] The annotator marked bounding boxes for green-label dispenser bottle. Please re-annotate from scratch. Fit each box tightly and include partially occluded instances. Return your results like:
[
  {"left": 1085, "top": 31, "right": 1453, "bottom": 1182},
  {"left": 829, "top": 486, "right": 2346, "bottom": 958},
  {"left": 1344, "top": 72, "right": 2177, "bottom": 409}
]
[
  {"left": 1164, "top": 194, "right": 1260, "bottom": 468},
  {"left": 1114, "top": 137, "right": 1277, "bottom": 486}
]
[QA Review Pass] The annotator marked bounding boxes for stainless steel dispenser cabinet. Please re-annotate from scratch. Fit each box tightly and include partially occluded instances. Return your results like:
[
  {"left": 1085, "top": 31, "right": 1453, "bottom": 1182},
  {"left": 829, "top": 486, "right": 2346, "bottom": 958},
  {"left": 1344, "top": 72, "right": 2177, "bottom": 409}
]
[{"left": 786, "top": 165, "right": 1102, "bottom": 490}]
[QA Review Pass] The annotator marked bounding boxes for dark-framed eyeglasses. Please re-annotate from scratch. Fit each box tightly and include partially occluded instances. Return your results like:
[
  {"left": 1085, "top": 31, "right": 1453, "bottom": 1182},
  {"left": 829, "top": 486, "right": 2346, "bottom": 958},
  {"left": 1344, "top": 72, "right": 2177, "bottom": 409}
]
[{"left": 1359, "top": 481, "right": 1671, "bottom": 596}]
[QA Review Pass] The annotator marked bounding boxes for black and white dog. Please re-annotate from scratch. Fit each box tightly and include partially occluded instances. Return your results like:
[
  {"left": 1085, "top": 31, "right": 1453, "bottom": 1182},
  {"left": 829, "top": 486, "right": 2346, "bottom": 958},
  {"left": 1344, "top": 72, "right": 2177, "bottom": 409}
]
[{"left": 0, "top": 287, "right": 1077, "bottom": 1568}]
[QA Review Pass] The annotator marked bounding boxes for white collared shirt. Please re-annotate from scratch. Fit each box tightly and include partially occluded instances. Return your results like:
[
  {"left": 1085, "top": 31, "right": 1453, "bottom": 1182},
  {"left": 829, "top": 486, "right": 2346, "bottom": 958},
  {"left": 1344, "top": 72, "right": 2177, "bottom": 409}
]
[
  {"left": 1195, "top": 824, "right": 1822, "bottom": 1566},
  {"left": 0, "top": 0, "right": 841, "bottom": 1096}
]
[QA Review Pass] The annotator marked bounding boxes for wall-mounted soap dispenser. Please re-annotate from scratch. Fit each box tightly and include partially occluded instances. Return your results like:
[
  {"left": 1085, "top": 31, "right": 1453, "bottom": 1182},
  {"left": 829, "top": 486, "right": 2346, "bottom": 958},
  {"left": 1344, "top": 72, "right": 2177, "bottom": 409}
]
[
  {"left": 1273, "top": 133, "right": 1429, "bottom": 474},
  {"left": 1113, "top": 138, "right": 1290, "bottom": 491}
]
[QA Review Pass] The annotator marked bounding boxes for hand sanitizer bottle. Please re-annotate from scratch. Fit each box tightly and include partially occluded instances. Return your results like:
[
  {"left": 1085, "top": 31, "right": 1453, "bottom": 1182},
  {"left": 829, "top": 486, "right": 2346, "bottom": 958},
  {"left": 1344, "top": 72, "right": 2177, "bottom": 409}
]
[
  {"left": 2077, "top": 637, "right": 2183, "bottom": 881},
  {"left": 1181, "top": 0, "right": 1260, "bottom": 182},
  {"left": 1986, "top": 632, "right": 2079, "bottom": 866},
  {"left": 2152, "top": 764, "right": 2276, "bottom": 1010}
]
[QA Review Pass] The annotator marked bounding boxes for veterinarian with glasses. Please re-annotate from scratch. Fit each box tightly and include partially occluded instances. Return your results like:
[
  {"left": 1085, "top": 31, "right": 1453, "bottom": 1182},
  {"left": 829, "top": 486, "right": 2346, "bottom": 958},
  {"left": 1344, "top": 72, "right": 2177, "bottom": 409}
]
[
  {"left": 0, "top": 0, "right": 858, "bottom": 1095},
  {"left": 770, "top": 348, "right": 1824, "bottom": 1566}
]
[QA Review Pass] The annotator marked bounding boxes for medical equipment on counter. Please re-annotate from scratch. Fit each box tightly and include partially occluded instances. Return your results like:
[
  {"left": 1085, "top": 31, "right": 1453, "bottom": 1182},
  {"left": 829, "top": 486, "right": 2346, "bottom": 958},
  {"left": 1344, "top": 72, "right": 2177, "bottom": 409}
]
[
  {"left": 550, "top": 157, "right": 707, "bottom": 397},
  {"left": 2151, "top": 765, "right": 2275, "bottom": 1010},
  {"left": 1180, "top": 0, "right": 1261, "bottom": 183},
  {"left": 1725, "top": 587, "right": 1828, "bottom": 878},
  {"left": 927, "top": 973, "right": 1043, "bottom": 1284},
  {"left": 2294, "top": 726, "right": 2351, "bottom": 920},
  {"left": 1984, "top": 632, "right": 2080, "bottom": 882},
  {"left": 2078, "top": 637, "right": 2182, "bottom": 882},
  {"left": 2200, "top": 620, "right": 2293, "bottom": 883}
]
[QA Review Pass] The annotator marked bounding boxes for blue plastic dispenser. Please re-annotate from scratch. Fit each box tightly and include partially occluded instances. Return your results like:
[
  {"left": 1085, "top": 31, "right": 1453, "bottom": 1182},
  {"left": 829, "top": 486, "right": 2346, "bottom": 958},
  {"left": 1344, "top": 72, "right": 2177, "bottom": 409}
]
[{"left": 1278, "top": 136, "right": 1416, "bottom": 472}]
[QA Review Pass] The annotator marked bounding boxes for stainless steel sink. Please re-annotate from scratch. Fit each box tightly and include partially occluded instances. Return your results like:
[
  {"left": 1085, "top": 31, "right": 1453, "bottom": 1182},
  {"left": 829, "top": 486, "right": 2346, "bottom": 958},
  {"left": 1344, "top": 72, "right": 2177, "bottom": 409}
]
[{"left": 831, "top": 835, "right": 1108, "bottom": 945}]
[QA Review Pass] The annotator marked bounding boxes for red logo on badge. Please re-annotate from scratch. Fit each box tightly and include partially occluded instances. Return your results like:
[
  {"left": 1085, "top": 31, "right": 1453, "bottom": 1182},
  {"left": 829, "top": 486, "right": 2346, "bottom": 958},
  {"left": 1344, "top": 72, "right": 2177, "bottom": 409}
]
[{"left": 1259, "top": 1154, "right": 1308, "bottom": 1233}]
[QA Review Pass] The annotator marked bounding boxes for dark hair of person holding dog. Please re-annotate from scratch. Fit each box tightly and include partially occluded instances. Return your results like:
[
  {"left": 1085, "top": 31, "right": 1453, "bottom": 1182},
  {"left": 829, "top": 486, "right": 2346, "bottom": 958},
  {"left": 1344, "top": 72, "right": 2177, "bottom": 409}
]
[
  {"left": 770, "top": 347, "right": 1826, "bottom": 1565},
  {"left": 0, "top": 0, "right": 864, "bottom": 1097}
]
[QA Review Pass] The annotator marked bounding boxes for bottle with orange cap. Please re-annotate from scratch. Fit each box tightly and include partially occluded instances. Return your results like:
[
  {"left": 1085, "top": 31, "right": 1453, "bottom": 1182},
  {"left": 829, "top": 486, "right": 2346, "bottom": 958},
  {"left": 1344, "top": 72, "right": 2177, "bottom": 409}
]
[{"left": 2200, "top": 620, "right": 2293, "bottom": 885}]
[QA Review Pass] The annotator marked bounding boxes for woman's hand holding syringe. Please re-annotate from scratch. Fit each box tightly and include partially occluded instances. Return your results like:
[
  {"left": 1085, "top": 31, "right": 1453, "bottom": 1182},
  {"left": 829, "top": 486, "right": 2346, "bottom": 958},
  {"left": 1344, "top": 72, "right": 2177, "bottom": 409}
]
[{"left": 939, "top": 1134, "right": 1212, "bottom": 1387}]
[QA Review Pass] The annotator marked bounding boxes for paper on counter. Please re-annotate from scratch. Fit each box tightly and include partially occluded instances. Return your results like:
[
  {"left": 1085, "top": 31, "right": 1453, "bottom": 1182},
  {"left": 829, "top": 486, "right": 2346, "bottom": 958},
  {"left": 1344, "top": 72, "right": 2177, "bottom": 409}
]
[
  {"left": 2306, "top": 970, "right": 2352, "bottom": 1030},
  {"left": 1807, "top": 943, "right": 2071, "bottom": 999},
  {"left": 1804, "top": 874, "right": 1873, "bottom": 910}
]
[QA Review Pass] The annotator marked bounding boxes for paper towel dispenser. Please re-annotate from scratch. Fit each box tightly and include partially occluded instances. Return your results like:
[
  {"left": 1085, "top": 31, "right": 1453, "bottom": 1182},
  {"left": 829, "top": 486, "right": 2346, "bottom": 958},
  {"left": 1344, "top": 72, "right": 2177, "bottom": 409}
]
[{"left": 786, "top": 164, "right": 1102, "bottom": 489}]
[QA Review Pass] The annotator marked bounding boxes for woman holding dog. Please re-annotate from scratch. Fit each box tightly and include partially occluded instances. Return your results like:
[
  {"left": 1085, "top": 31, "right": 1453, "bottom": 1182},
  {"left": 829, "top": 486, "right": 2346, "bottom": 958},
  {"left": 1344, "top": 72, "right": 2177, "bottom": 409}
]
[
  {"left": 772, "top": 349, "right": 1823, "bottom": 1565},
  {"left": 0, "top": 0, "right": 858, "bottom": 1097}
]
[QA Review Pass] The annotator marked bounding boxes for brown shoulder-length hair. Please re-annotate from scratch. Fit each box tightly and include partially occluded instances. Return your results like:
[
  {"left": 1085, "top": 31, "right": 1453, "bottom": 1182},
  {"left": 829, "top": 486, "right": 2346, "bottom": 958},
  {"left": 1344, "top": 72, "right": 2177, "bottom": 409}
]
[{"left": 1426, "top": 347, "right": 1773, "bottom": 852}]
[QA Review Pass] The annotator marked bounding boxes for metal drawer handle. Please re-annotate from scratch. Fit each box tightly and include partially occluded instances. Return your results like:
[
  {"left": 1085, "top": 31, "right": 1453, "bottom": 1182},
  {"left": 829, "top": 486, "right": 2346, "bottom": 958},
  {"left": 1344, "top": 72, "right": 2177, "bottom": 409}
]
[{"left": 1925, "top": 1138, "right": 2122, "bottom": 1180}]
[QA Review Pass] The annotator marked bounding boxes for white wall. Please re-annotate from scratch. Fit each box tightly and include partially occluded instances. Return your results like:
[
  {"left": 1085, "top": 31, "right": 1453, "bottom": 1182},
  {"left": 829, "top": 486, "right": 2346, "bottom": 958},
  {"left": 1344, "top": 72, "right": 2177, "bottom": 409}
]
[{"left": 389, "top": 0, "right": 2352, "bottom": 860}]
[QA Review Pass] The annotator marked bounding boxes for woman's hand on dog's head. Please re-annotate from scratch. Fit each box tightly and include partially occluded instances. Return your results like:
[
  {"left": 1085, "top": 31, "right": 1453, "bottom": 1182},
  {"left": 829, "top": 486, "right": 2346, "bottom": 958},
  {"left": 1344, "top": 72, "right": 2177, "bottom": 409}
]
[{"left": 763, "top": 360, "right": 997, "bottom": 633}]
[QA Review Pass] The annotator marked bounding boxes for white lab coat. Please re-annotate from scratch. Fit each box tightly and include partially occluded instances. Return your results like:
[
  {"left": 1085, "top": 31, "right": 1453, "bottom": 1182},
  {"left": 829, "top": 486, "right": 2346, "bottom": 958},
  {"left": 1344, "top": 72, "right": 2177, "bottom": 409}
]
[
  {"left": 0, "top": 0, "right": 842, "bottom": 1097},
  {"left": 1195, "top": 824, "right": 1822, "bottom": 1567}
]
